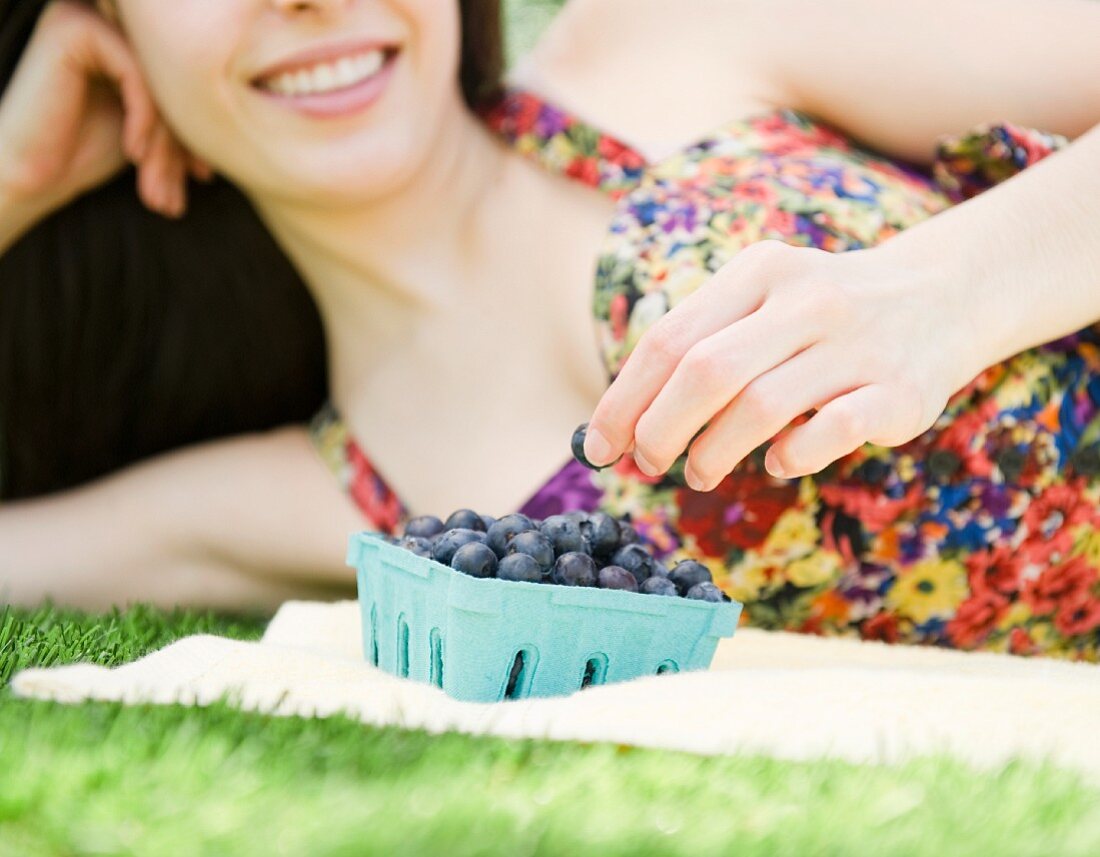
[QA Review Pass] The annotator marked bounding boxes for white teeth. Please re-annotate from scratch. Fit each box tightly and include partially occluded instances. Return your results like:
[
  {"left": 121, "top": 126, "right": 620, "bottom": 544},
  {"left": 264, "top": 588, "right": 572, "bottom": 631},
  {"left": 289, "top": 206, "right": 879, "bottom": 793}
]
[{"left": 261, "top": 49, "right": 387, "bottom": 97}]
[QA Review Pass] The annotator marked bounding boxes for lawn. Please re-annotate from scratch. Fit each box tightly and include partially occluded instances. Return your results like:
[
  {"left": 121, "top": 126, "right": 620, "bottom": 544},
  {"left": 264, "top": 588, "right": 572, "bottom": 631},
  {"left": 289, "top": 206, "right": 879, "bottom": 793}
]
[{"left": 2, "top": 604, "right": 1100, "bottom": 856}]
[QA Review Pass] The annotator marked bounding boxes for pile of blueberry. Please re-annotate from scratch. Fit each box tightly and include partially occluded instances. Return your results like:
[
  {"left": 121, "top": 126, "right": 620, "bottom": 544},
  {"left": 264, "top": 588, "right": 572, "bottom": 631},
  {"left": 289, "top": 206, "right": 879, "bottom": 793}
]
[{"left": 387, "top": 508, "right": 730, "bottom": 603}]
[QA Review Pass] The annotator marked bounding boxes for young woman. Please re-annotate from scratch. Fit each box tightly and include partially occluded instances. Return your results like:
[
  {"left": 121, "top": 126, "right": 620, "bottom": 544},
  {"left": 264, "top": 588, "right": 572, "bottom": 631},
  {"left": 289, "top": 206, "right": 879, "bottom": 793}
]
[{"left": 1, "top": 0, "right": 1098, "bottom": 659}]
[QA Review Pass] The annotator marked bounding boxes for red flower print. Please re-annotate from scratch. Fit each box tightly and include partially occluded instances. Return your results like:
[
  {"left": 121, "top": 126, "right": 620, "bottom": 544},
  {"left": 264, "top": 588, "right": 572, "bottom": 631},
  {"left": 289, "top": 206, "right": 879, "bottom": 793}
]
[
  {"left": 1008, "top": 626, "right": 1037, "bottom": 656},
  {"left": 1022, "top": 481, "right": 1092, "bottom": 539},
  {"left": 676, "top": 470, "right": 799, "bottom": 554},
  {"left": 347, "top": 441, "right": 405, "bottom": 535},
  {"left": 565, "top": 156, "right": 601, "bottom": 187},
  {"left": 609, "top": 293, "right": 629, "bottom": 342},
  {"left": 861, "top": 612, "right": 900, "bottom": 644},
  {"left": 929, "top": 401, "right": 997, "bottom": 479},
  {"left": 597, "top": 136, "right": 645, "bottom": 170},
  {"left": 1021, "top": 555, "right": 1096, "bottom": 615},
  {"left": 946, "top": 591, "right": 1009, "bottom": 648},
  {"left": 1054, "top": 590, "right": 1100, "bottom": 637},
  {"left": 818, "top": 481, "right": 925, "bottom": 534},
  {"left": 966, "top": 544, "right": 1025, "bottom": 596}
]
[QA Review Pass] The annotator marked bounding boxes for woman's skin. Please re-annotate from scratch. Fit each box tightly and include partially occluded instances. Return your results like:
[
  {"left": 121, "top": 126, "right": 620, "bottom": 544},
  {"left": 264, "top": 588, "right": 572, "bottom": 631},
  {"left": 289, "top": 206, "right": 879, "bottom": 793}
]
[{"left": 0, "top": 0, "right": 1098, "bottom": 610}]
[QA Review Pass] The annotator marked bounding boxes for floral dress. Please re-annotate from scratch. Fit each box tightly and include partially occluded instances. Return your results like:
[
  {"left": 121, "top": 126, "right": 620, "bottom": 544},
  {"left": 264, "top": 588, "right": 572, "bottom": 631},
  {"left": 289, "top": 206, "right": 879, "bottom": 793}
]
[{"left": 311, "top": 88, "right": 1100, "bottom": 661}]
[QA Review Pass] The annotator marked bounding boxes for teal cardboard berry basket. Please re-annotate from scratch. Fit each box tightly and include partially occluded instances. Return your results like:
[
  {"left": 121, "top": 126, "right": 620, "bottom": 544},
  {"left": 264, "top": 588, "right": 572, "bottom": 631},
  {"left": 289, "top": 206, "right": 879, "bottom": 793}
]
[{"left": 347, "top": 530, "right": 743, "bottom": 703}]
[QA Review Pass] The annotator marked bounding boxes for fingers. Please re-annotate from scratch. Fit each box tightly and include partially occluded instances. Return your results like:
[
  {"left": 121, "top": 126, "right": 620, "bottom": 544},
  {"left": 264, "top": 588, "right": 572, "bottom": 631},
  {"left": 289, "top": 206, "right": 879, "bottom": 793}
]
[
  {"left": 763, "top": 383, "right": 918, "bottom": 480},
  {"left": 631, "top": 301, "right": 817, "bottom": 477},
  {"left": 136, "top": 121, "right": 188, "bottom": 218},
  {"left": 584, "top": 246, "right": 779, "bottom": 469},
  {"left": 683, "top": 343, "right": 861, "bottom": 490},
  {"left": 76, "top": 9, "right": 156, "bottom": 161}
]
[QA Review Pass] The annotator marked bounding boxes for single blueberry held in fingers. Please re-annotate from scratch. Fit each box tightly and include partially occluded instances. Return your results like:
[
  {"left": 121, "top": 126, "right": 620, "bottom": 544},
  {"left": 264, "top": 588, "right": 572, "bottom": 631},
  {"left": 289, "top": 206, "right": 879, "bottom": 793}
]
[
  {"left": 610, "top": 544, "right": 657, "bottom": 584},
  {"left": 551, "top": 552, "right": 598, "bottom": 587},
  {"left": 539, "top": 515, "right": 586, "bottom": 556},
  {"left": 669, "top": 560, "right": 712, "bottom": 595},
  {"left": 451, "top": 542, "right": 499, "bottom": 578},
  {"left": 432, "top": 528, "right": 487, "bottom": 566},
  {"left": 598, "top": 565, "right": 639, "bottom": 592},
  {"left": 581, "top": 512, "right": 620, "bottom": 558},
  {"left": 497, "top": 553, "right": 544, "bottom": 583},
  {"left": 506, "top": 530, "right": 555, "bottom": 573},
  {"left": 487, "top": 514, "right": 537, "bottom": 558},
  {"left": 404, "top": 515, "right": 444, "bottom": 539},
  {"left": 397, "top": 535, "right": 434, "bottom": 558},
  {"left": 444, "top": 509, "right": 486, "bottom": 532},
  {"left": 686, "top": 582, "right": 725, "bottom": 602},
  {"left": 640, "top": 576, "right": 678, "bottom": 597},
  {"left": 571, "top": 423, "right": 605, "bottom": 471}
]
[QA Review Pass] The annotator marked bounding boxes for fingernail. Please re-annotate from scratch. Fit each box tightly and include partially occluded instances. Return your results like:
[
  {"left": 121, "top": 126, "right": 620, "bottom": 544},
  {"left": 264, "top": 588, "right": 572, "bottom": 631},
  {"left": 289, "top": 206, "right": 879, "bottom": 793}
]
[
  {"left": 584, "top": 427, "right": 613, "bottom": 466},
  {"left": 684, "top": 464, "right": 705, "bottom": 491},
  {"left": 634, "top": 449, "right": 660, "bottom": 477},
  {"left": 765, "top": 450, "right": 786, "bottom": 479}
]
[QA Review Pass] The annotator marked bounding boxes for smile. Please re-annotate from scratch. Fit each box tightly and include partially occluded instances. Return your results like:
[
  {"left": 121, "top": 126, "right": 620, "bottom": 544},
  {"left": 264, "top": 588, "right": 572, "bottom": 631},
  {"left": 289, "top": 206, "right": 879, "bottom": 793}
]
[{"left": 251, "top": 44, "right": 400, "bottom": 118}]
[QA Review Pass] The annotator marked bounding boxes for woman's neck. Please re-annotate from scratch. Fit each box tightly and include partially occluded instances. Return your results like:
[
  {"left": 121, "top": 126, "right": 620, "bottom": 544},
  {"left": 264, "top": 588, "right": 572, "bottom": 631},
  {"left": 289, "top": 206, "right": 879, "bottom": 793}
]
[{"left": 248, "top": 101, "right": 509, "bottom": 353}]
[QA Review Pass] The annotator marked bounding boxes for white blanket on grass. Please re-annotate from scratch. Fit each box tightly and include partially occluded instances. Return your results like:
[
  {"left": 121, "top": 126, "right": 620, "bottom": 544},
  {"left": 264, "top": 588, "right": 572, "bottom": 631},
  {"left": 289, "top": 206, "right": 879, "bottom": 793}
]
[{"left": 12, "top": 601, "right": 1100, "bottom": 782}]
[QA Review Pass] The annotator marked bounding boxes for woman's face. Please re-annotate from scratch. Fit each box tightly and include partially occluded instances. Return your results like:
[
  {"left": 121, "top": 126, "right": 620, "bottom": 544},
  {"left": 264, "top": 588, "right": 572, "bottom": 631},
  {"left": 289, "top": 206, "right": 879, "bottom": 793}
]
[{"left": 114, "top": 0, "right": 463, "bottom": 204}]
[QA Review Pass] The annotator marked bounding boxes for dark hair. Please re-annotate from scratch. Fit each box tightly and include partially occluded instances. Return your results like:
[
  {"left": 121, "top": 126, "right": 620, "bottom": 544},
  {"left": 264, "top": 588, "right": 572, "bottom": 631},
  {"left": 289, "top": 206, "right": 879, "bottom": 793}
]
[{"left": 0, "top": 0, "right": 504, "bottom": 500}]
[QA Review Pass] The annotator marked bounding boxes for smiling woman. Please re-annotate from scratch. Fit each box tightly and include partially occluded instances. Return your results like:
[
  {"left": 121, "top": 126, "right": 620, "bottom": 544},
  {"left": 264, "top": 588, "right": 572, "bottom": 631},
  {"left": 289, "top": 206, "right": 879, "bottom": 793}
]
[{"left": 0, "top": 0, "right": 1098, "bottom": 659}]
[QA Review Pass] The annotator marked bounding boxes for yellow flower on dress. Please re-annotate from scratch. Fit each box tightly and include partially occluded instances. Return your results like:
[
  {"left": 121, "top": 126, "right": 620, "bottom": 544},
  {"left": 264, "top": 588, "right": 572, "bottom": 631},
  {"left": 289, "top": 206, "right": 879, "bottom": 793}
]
[
  {"left": 885, "top": 557, "right": 968, "bottom": 624},
  {"left": 725, "top": 553, "right": 774, "bottom": 602},
  {"left": 1073, "top": 524, "right": 1100, "bottom": 568},
  {"left": 786, "top": 550, "right": 842, "bottom": 588},
  {"left": 762, "top": 508, "right": 819, "bottom": 560}
]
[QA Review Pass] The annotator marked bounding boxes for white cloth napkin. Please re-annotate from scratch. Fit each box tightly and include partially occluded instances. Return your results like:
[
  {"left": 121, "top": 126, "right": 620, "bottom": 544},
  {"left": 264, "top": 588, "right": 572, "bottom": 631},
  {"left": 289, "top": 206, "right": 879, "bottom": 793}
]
[{"left": 12, "top": 601, "right": 1100, "bottom": 782}]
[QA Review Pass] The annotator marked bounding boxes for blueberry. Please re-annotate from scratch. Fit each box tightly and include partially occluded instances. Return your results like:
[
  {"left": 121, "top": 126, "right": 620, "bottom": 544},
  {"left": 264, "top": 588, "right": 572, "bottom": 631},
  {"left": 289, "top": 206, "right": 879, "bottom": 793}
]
[
  {"left": 497, "top": 553, "right": 544, "bottom": 583},
  {"left": 506, "top": 530, "right": 555, "bottom": 572},
  {"left": 610, "top": 544, "right": 657, "bottom": 584},
  {"left": 686, "top": 582, "right": 725, "bottom": 602},
  {"left": 640, "top": 576, "right": 678, "bottom": 597},
  {"left": 397, "top": 535, "right": 434, "bottom": 558},
  {"left": 669, "top": 560, "right": 712, "bottom": 596},
  {"left": 480, "top": 514, "right": 498, "bottom": 532},
  {"left": 581, "top": 512, "right": 620, "bottom": 558},
  {"left": 564, "top": 510, "right": 589, "bottom": 524},
  {"left": 539, "top": 515, "right": 586, "bottom": 556},
  {"left": 550, "top": 552, "right": 598, "bottom": 587},
  {"left": 432, "top": 528, "right": 487, "bottom": 566},
  {"left": 571, "top": 423, "right": 606, "bottom": 471},
  {"left": 404, "top": 515, "right": 444, "bottom": 539},
  {"left": 649, "top": 559, "right": 671, "bottom": 579},
  {"left": 487, "top": 514, "right": 537, "bottom": 558},
  {"left": 444, "top": 509, "right": 486, "bottom": 532},
  {"left": 598, "top": 565, "right": 639, "bottom": 592},
  {"left": 617, "top": 520, "right": 641, "bottom": 547},
  {"left": 450, "top": 542, "right": 499, "bottom": 578}
]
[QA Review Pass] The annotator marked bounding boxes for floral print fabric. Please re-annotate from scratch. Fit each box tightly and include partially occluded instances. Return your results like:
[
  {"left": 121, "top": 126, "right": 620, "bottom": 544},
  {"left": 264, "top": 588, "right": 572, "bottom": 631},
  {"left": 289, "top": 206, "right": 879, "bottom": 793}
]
[{"left": 311, "top": 89, "right": 1100, "bottom": 660}]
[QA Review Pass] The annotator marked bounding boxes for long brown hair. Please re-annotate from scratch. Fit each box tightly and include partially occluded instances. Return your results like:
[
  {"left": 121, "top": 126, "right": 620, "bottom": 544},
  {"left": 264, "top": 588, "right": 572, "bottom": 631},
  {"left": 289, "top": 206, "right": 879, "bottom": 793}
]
[{"left": 0, "top": 0, "right": 503, "bottom": 500}]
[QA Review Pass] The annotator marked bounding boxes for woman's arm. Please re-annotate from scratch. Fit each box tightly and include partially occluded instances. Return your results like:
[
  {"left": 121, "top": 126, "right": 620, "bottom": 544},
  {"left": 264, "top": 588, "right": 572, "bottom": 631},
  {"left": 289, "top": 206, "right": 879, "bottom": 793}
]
[
  {"left": 754, "top": 0, "right": 1100, "bottom": 161},
  {"left": 533, "top": 0, "right": 1099, "bottom": 164},
  {"left": 0, "top": 427, "right": 368, "bottom": 611}
]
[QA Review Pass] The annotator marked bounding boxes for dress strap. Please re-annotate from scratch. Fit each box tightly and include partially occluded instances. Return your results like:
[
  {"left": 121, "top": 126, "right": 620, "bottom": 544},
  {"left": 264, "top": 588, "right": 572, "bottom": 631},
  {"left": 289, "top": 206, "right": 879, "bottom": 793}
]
[{"left": 478, "top": 87, "right": 648, "bottom": 200}]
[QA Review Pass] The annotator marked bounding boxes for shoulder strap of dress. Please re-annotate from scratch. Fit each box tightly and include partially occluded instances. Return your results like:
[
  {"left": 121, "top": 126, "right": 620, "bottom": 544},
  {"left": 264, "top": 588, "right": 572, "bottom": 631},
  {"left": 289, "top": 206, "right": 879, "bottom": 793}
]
[{"left": 477, "top": 87, "right": 648, "bottom": 200}]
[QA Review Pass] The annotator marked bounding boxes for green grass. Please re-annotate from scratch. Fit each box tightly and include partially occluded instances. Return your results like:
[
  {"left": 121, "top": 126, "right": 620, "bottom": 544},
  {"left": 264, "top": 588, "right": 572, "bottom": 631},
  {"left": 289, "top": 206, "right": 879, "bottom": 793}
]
[{"left": 2, "top": 605, "right": 1100, "bottom": 856}]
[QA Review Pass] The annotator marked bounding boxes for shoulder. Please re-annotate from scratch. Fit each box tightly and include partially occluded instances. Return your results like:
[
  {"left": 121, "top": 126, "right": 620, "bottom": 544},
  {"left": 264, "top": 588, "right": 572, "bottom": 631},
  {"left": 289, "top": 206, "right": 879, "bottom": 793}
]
[{"left": 508, "top": 0, "right": 786, "bottom": 159}]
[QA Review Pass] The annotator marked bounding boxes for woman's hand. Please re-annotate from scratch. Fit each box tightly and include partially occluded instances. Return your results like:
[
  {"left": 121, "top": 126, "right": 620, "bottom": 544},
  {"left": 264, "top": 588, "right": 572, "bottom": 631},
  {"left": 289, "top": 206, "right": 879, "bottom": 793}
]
[
  {"left": 583, "top": 239, "right": 987, "bottom": 490},
  {"left": 0, "top": 0, "right": 209, "bottom": 222}
]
